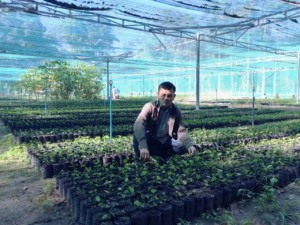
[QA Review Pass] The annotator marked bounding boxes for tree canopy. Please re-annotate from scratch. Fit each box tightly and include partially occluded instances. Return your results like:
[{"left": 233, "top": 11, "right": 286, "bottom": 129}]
[{"left": 20, "top": 60, "right": 104, "bottom": 100}]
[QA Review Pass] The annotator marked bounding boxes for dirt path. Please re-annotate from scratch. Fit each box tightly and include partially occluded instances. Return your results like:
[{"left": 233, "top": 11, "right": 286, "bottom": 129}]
[{"left": 0, "top": 121, "right": 75, "bottom": 225}]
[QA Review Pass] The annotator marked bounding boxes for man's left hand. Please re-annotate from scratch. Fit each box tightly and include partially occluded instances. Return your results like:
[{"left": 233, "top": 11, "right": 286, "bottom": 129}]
[{"left": 188, "top": 146, "right": 197, "bottom": 155}]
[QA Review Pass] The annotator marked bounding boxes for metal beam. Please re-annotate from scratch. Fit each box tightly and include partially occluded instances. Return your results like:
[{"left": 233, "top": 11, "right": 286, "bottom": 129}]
[
  {"left": 149, "top": 22, "right": 255, "bottom": 31},
  {"left": 0, "top": 0, "right": 298, "bottom": 58}
]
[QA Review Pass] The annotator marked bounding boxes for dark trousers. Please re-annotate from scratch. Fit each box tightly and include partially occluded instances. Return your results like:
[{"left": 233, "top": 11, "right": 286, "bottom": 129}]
[{"left": 133, "top": 134, "right": 175, "bottom": 160}]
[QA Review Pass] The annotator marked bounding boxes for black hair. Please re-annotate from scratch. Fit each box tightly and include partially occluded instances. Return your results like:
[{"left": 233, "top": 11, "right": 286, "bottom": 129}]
[{"left": 158, "top": 81, "right": 176, "bottom": 93}]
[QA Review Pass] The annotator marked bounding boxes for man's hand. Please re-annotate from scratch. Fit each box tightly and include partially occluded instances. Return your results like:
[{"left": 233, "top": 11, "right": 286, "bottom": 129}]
[
  {"left": 140, "top": 148, "right": 150, "bottom": 161},
  {"left": 188, "top": 146, "right": 197, "bottom": 155}
]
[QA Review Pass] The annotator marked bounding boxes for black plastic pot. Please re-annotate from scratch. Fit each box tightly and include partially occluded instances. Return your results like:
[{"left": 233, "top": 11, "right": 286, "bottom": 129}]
[
  {"left": 79, "top": 199, "right": 89, "bottom": 225},
  {"left": 183, "top": 196, "right": 195, "bottom": 220},
  {"left": 204, "top": 193, "right": 214, "bottom": 211},
  {"left": 194, "top": 194, "right": 205, "bottom": 216},
  {"left": 40, "top": 164, "right": 53, "bottom": 179},
  {"left": 103, "top": 155, "right": 113, "bottom": 165},
  {"left": 284, "top": 170, "right": 290, "bottom": 185},
  {"left": 147, "top": 208, "right": 161, "bottom": 225},
  {"left": 213, "top": 188, "right": 223, "bottom": 209},
  {"left": 73, "top": 195, "right": 86, "bottom": 222},
  {"left": 92, "top": 212, "right": 109, "bottom": 225},
  {"left": 43, "top": 135, "right": 51, "bottom": 142},
  {"left": 15, "top": 136, "right": 25, "bottom": 144},
  {"left": 236, "top": 182, "right": 247, "bottom": 201},
  {"left": 230, "top": 183, "right": 240, "bottom": 202},
  {"left": 86, "top": 206, "right": 103, "bottom": 225},
  {"left": 58, "top": 177, "right": 71, "bottom": 198},
  {"left": 171, "top": 200, "right": 184, "bottom": 224},
  {"left": 114, "top": 216, "right": 131, "bottom": 225},
  {"left": 222, "top": 188, "right": 232, "bottom": 208},
  {"left": 62, "top": 133, "right": 69, "bottom": 140},
  {"left": 63, "top": 181, "right": 72, "bottom": 201},
  {"left": 119, "top": 153, "right": 127, "bottom": 164},
  {"left": 66, "top": 187, "right": 77, "bottom": 209},
  {"left": 130, "top": 210, "right": 148, "bottom": 225},
  {"left": 124, "top": 205, "right": 138, "bottom": 215},
  {"left": 38, "top": 135, "right": 45, "bottom": 143},
  {"left": 109, "top": 208, "right": 125, "bottom": 221},
  {"left": 277, "top": 173, "right": 285, "bottom": 188},
  {"left": 68, "top": 133, "right": 74, "bottom": 140},
  {"left": 52, "top": 163, "right": 63, "bottom": 176},
  {"left": 253, "top": 181, "right": 263, "bottom": 193},
  {"left": 288, "top": 169, "right": 296, "bottom": 183},
  {"left": 49, "top": 135, "right": 57, "bottom": 143},
  {"left": 112, "top": 154, "right": 121, "bottom": 166},
  {"left": 245, "top": 180, "right": 255, "bottom": 193},
  {"left": 101, "top": 221, "right": 114, "bottom": 225},
  {"left": 159, "top": 203, "right": 173, "bottom": 225},
  {"left": 57, "top": 134, "right": 63, "bottom": 141}
]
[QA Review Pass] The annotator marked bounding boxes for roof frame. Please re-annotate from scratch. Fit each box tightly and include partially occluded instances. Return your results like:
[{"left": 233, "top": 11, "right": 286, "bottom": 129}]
[{"left": 1, "top": 0, "right": 299, "bottom": 58}]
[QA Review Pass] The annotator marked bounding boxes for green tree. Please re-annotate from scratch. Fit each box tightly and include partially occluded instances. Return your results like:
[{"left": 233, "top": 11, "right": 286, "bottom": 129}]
[
  {"left": 73, "top": 62, "right": 103, "bottom": 99},
  {"left": 20, "top": 69, "right": 42, "bottom": 100},
  {"left": 20, "top": 60, "right": 104, "bottom": 100}
]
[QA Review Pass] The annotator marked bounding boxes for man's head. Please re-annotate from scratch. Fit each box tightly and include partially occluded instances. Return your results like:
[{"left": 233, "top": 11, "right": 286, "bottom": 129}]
[{"left": 157, "top": 81, "right": 176, "bottom": 108}]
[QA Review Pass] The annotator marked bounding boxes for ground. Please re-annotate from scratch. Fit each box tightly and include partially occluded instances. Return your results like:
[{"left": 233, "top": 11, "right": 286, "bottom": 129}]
[
  {"left": 0, "top": 121, "right": 75, "bottom": 225},
  {"left": 1, "top": 120, "right": 300, "bottom": 225}
]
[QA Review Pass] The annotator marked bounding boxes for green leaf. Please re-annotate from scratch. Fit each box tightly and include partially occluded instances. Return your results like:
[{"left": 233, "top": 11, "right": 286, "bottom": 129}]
[
  {"left": 95, "top": 196, "right": 101, "bottom": 202},
  {"left": 150, "top": 188, "right": 157, "bottom": 194},
  {"left": 141, "top": 170, "right": 147, "bottom": 176},
  {"left": 134, "top": 200, "right": 142, "bottom": 207},
  {"left": 128, "top": 186, "right": 135, "bottom": 193},
  {"left": 270, "top": 176, "right": 278, "bottom": 186}
]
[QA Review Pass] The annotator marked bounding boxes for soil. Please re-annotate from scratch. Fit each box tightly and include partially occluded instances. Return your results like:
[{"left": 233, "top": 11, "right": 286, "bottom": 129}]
[
  {"left": 0, "top": 121, "right": 76, "bottom": 225},
  {"left": 1, "top": 120, "right": 300, "bottom": 225}
]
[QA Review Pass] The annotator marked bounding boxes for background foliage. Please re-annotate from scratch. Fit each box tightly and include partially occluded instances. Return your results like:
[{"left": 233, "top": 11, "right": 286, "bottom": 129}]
[{"left": 19, "top": 60, "right": 104, "bottom": 100}]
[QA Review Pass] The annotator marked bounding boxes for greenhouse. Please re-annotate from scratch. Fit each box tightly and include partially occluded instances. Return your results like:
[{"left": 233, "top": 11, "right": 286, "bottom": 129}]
[
  {"left": 1, "top": 0, "right": 300, "bottom": 99},
  {"left": 1, "top": 0, "right": 300, "bottom": 225}
]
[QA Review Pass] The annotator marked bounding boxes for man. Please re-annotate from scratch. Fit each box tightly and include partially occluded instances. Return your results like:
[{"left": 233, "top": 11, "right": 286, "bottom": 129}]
[
  {"left": 133, "top": 81, "right": 197, "bottom": 161},
  {"left": 112, "top": 86, "right": 119, "bottom": 99}
]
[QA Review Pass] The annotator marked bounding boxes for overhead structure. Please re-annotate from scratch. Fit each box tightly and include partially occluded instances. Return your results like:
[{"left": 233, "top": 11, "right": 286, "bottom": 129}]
[{"left": 1, "top": 0, "right": 300, "bottom": 100}]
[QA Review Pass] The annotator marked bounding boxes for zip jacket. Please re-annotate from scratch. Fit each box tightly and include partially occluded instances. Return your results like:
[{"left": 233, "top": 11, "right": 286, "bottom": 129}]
[{"left": 134, "top": 100, "right": 195, "bottom": 151}]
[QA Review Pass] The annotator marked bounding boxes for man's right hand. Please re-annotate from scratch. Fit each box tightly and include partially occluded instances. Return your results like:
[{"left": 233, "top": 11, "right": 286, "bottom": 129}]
[{"left": 140, "top": 148, "right": 150, "bottom": 162}]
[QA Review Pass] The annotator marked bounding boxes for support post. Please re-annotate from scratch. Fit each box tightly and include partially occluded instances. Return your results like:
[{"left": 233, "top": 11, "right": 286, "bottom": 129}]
[
  {"left": 252, "top": 71, "right": 255, "bottom": 127},
  {"left": 109, "top": 80, "right": 113, "bottom": 141},
  {"left": 143, "top": 73, "right": 145, "bottom": 96},
  {"left": 297, "top": 52, "right": 300, "bottom": 103},
  {"left": 44, "top": 89, "right": 48, "bottom": 116},
  {"left": 273, "top": 69, "right": 277, "bottom": 97},
  {"left": 107, "top": 60, "right": 110, "bottom": 100},
  {"left": 195, "top": 33, "right": 200, "bottom": 110},
  {"left": 262, "top": 68, "right": 265, "bottom": 98}
]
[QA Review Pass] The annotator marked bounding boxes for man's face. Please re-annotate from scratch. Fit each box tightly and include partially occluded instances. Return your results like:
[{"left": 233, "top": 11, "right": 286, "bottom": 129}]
[{"left": 157, "top": 87, "right": 176, "bottom": 107}]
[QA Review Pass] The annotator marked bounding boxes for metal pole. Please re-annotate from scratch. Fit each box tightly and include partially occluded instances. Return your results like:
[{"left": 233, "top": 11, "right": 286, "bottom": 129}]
[
  {"left": 231, "top": 73, "right": 234, "bottom": 97},
  {"left": 262, "top": 68, "right": 265, "bottom": 98},
  {"left": 109, "top": 80, "right": 113, "bottom": 141},
  {"left": 252, "top": 71, "right": 255, "bottom": 127},
  {"left": 273, "top": 69, "right": 277, "bottom": 97},
  {"left": 297, "top": 52, "right": 300, "bottom": 103},
  {"left": 143, "top": 73, "right": 145, "bottom": 96},
  {"left": 44, "top": 89, "right": 48, "bottom": 116},
  {"left": 107, "top": 60, "right": 110, "bottom": 101},
  {"left": 196, "top": 33, "right": 200, "bottom": 110}
]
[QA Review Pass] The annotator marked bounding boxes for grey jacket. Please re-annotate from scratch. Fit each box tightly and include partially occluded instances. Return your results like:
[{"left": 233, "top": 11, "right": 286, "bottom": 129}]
[{"left": 133, "top": 100, "right": 194, "bottom": 151}]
